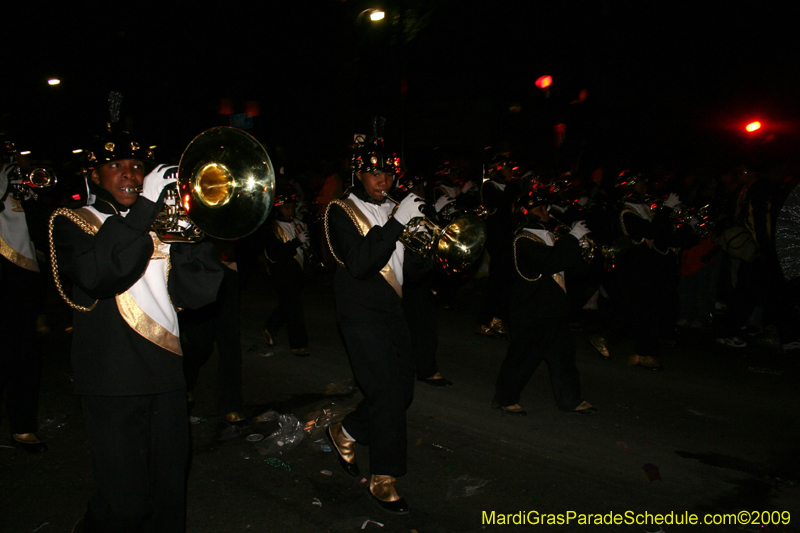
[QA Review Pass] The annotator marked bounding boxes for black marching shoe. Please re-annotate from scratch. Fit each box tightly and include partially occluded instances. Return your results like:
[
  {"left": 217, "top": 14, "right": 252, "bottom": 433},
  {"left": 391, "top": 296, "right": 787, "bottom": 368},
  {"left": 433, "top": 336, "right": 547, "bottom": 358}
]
[
  {"left": 12, "top": 433, "right": 48, "bottom": 453},
  {"left": 369, "top": 475, "right": 409, "bottom": 515},
  {"left": 326, "top": 422, "right": 360, "bottom": 477}
]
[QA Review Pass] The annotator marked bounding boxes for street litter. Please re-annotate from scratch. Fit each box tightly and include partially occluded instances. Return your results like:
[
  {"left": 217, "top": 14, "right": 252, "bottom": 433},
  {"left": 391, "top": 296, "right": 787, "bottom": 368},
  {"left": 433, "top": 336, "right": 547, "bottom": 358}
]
[
  {"left": 429, "top": 442, "right": 454, "bottom": 453},
  {"left": 320, "top": 470, "right": 332, "bottom": 476},
  {"left": 325, "top": 378, "right": 355, "bottom": 396},
  {"left": 32, "top": 521, "right": 50, "bottom": 531},
  {"left": 304, "top": 401, "right": 353, "bottom": 436},
  {"left": 642, "top": 463, "right": 661, "bottom": 481},
  {"left": 254, "top": 414, "right": 304, "bottom": 456},
  {"left": 219, "top": 424, "right": 245, "bottom": 441},
  {"left": 246, "top": 433, "right": 265, "bottom": 442},
  {"left": 447, "top": 476, "right": 490, "bottom": 498},
  {"left": 189, "top": 416, "right": 207, "bottom": 425},
  {"left": 361, "top": 519, "right": 384, "bottom": 529},
  {"left": 257, "top": 351, "right": 274, "bottom": 358},
  {"left": 264, "top": 457, "right": 291, "bottom": 471},
  {"left": 645, "top": 528, "right": 666, "bottom": 533},
  {"left": 313, "top": 438, "right": 332, "bottom": 452},
  {"left": 39, "top": 415, "right": 67, "bottom": 430},
  {"left": 312, "top": 497, "right": 322, "bottom": 507},
  {"left": 253, "top": 410, "right": 279, "bottom": 423}
]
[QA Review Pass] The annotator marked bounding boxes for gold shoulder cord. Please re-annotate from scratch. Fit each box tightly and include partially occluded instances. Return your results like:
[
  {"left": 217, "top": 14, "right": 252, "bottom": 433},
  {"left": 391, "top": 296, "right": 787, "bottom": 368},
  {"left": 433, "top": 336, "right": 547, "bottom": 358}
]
[
  {"left": 48, "top": 208, "right": 99, "bottom": 312},
  {"left": 324, "top": 200, "right": 364, "bottom": 267},
  {"left": 619, "top": 207, "right": 646, "bottom": 245},
  {"left": 513, "top": 232, "right": 543, "bottom": 282}
]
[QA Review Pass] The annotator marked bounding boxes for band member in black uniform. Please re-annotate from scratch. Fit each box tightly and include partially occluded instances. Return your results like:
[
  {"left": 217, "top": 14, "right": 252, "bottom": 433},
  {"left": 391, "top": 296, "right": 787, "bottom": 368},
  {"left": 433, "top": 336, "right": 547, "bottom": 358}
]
[
  {"left": 262, "top": 186, "right": 310, "bottom": 356},
  {"left": 323, "top": 124, "right": 428, "bottom": 514},
  {"left": 493, "top": 186, "right": 597, "bottom": 415},
  {"left": 180, "top": 238, "right": 246, "bottom": 425},
  {"left": 475, "top": 152, "right": 520, "bottom": 338},
  {"left": 0, "top": 142, "right": 48, "bottom": 452},
  {"left": 589, "top": 171, "right": 681, "bottom": 370},
  {"left": 51, "top": 125, "right": 223, "bottom": 532}
]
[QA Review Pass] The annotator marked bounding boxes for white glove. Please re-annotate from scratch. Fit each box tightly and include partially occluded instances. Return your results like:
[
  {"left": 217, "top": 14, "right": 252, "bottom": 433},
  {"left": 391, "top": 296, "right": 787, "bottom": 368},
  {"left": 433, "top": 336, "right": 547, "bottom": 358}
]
[
  {"left": 297, "top": 230, "right": 310, "bottom": 245},
  {"left": 141, "top": 164, "right": 178, "bottom": 203},
  {"left": 569, "top": 220, "right": 591, "bottom": 240},
  {"left": 663, "top": 193, "right": 681, "bottom": 209},
  {"left": 461, "top": 180, "right": 475, "bottom": 193},
  {"left": 577, "top": 196, "right": 589, "bottom": 207},
  {"left": 392, "top": 193, "right": 426, "bottom": 226},
  {"left": 0, "top": 163, "right": 15, "bottom": 195}
]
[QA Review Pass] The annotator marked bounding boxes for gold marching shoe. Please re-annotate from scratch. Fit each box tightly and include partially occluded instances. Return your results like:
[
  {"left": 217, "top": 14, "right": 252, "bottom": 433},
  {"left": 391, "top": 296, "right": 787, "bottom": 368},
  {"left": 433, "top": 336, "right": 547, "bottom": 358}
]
[
  {"left": 628, "top": 354, "right": 663, "bottom": 371},
  {"left": 475, "top": 317, "right": 509, "bottom": 339},
  {"left": 491, "top": 399, "right": 527, "bottom": 416},
  {"left": 12, "top": 433, "right": 48, "bottom": 453},
  {"left": 263, "top": 328, "right": 275, "bottom": 346},
  {"left": 326, "top": 422, "right": 360, "bottom": 477},
  {"left": 222, "top": 412, "right": 248, "bottom": 427},
  {"left": 588, "top": 334, "right": 611, "bottom": 359},
  {"left": 291, "top": 347, "right": 310, "bottom": 357},
  {"left": 369, "top": 475, "right": 409, "bottom": 515}
]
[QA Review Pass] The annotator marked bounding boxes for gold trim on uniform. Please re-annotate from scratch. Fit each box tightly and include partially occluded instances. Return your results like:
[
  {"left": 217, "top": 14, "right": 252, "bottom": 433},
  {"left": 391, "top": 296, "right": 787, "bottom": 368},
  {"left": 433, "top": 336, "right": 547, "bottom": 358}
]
[
  {"left": 0, "top": 234, "right": 39, "bottom": 272},
  {"left": 116, "top": 291, "right": 182, "bottom": 355},
  {"left": 324, "top": 199, "right": 402, "bottom": 298},
  {"left": 512, "top": 232, "right": 566, "bottom": 292}
]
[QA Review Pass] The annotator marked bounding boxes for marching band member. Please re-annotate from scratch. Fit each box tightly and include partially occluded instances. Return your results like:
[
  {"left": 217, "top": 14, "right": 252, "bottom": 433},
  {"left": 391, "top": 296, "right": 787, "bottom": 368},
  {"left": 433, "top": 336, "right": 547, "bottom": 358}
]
[
  {"left": 262, "top": 185, "right": 311, "bottom": 356},
  {"left": 323, "top": 123, "right": 428, "bottom": 514},
  {"left": 51, "top": 125, "right": 223, "bottom": 532},
  {"left": 0, "top": 141, "right": 47, "bottom": 453},
  {"left": 492, "top": 185, "right": 597, "bottom": 415},
  {"left": 474, "top": 152, "right": 520, "bottom": 338},
  {"left": 589, "top": 171, "right": 680, "bottom": 370}
]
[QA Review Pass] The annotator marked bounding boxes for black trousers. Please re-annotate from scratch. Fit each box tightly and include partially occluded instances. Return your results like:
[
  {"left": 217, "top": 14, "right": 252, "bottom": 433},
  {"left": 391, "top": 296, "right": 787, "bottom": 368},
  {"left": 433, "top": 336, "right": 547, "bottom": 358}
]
[
  {"left": 81, "top": 389, "right": 189, "bottom": 533},
  {"left": 264, "top": 271, "right": 308, "bottom": 349},
  {"left": 180, "top": 267, "right": 243, "bottom": 416},
  {"left": 477, "top": 240, "right": 513, "bottom": 325},
  {"left": 403, "top": 280, "right": 439, "bottom": 379},
  {"left": 339, "top": 320, "right": 414, "bottom": 477},
  {"left": 0, "top": 257, "right": 43, "bottom": 434},
  {"left": 494, "top": 317, "right": 582, "bottom": 411}
]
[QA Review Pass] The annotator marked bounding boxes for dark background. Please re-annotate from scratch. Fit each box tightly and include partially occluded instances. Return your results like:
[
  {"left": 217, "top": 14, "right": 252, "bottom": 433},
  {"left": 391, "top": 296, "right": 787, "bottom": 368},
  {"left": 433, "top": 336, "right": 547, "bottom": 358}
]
[{"left": 4, "top": 0, "right": 800, "bottom": 179}]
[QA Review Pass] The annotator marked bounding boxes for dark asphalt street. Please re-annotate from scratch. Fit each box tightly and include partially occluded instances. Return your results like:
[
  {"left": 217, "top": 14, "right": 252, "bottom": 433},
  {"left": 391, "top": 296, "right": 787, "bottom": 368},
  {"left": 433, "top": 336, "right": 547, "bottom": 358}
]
[{"left": 2, "top": 272, "right": 799, "bottom": 533}]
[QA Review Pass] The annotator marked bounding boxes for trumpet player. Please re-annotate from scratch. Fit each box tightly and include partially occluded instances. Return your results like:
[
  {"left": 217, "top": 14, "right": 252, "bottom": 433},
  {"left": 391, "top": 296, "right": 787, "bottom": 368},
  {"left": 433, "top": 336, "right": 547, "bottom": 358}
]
[
  {"left": 0, "top": 141, "right": 48, "bottom": 454},
  {"left": 51, "top": 122, "right": 223, "bottom": 532},
  {"left": 589, "top": 171, "right": 682, "bottom": 370},
  {"left": 492, "top": 185, "right": 597, "bottom": 415},
  {"left": 262, "top": 185, "right": 311, "bottom": 356},
  {"left": 323, "top": 123, "right": 429, "bottom": 514}
]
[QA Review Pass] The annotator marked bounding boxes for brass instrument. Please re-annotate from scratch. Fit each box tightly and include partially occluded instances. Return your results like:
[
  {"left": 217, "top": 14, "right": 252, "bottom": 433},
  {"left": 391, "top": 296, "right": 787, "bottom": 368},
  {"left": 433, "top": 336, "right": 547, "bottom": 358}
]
[
  {"left": 646, "top": 196, "right": 712, "bottom": 238},
  {"left": 4, "top": 165, "right": 57, "bottom": 200},
  {"left": 122, "top": 127, "right": 275, "bottom": 242},
  {"left": 549, "top": 213, "right": 621, "bottom": 270},
  {"left": 381, "top": 191, "right": 487, "bottom": 274}
]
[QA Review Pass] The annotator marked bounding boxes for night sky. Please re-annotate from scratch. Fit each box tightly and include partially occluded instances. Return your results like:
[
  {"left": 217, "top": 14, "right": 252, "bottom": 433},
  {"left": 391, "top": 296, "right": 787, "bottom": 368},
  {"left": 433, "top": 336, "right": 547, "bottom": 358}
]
[{"left": 5, "top": 1, "right": 800, "bottom": 178}]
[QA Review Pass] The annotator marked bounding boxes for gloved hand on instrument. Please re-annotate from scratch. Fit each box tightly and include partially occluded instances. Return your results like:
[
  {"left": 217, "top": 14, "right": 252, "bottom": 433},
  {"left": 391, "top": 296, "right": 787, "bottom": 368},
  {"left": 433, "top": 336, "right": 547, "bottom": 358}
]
[
  {"left": 141, "top": 164, "right": 178, "bottom": 204},
  {"left": 297, "top": 230, "right": 310, "bottom": 245},
  {"left": 663, "top": 193, "right": 681, "bottom": 209},
  {"left": 569, "top": 220, "right": 591, "bottom": 240},
  {"left": 461, "top": 180, "right": 475, "bottom": 193},
  {"left": 392, "top": 193, "right": 426, "bottom": 226}
]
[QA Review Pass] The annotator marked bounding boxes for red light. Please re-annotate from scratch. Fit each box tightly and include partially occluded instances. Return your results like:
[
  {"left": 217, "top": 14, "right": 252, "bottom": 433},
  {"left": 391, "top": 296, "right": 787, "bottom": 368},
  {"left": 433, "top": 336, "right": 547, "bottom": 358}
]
[
  {"left": 535, "top": 75, "right": 553, "bottom": 90},
  {"left": 71, "top": 194, "right": 82, "bottom": 201},
  {"left": 746, "top": 121, "right": 761, "bottom": 132}
]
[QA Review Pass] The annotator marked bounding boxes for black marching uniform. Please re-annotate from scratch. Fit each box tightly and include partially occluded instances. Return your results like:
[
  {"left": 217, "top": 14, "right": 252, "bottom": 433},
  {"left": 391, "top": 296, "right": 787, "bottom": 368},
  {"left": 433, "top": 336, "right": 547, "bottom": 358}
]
[
  {"left": 0, "top": 162, "right": 46, "bottom": 450},
  {"left": 326, "top": 189, "right": 427, "bottom": 477},
  {"left": 52, "top": 180, "right": 222, "bottom": 532},
  {"left": 262, "top": 213, "right": 309, "bottom": 352},
  {"left": 494, "top": 223, "right": 588, "bottom": 412}
]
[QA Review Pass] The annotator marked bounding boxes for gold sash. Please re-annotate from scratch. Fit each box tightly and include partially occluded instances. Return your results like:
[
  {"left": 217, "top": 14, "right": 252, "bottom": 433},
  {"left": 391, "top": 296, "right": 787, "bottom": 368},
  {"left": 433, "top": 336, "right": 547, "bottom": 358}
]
[
  {"left": 0, "top": 234, "right": 39, "bottom": 272},
  {"left": 326, "top": 199, "right": 402, "bottom": 298}
]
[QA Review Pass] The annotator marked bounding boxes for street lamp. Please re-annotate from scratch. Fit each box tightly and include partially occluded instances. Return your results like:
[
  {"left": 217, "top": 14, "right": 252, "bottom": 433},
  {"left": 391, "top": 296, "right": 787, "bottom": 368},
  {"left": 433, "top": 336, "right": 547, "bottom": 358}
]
[
  {"left": 47, "top": 78, "right": 60, "bottom": 86},
  {"left": 357, "top": 8, "right": 385, "bottom": 23}
]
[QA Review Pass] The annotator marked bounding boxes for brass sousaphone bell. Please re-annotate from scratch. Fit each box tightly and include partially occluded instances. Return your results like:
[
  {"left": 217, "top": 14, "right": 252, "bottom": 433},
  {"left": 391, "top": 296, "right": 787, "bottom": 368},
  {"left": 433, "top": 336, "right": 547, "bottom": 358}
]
[{"left": 145, "top": 127, "right": 275, "bottom": 242}]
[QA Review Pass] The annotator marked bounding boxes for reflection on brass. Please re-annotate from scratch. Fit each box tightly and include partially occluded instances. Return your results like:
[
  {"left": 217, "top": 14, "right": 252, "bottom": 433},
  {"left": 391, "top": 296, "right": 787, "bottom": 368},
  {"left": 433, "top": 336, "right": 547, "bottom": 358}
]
[
  {"left": 194, "top": 163, "right": 234, "bottom": 207},
  {"left": 131, "top": 141, "right": 140, "bottom": 150},
  {"left": 104, "top": 142, "right": 115, "bottom": 152}
]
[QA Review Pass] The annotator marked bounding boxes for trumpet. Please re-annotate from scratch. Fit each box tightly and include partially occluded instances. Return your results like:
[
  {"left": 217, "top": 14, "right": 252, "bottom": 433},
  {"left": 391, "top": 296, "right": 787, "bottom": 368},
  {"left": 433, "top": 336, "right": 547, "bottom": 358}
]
[
  {"left": 381, "top": 191, "right": 487, "bottom": 275},
  {"left": 549, "top": 213, "right": 622, "bottom": 270},
  {"left": 4, "top": 165, "right": 57, "bottom": 201}
]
